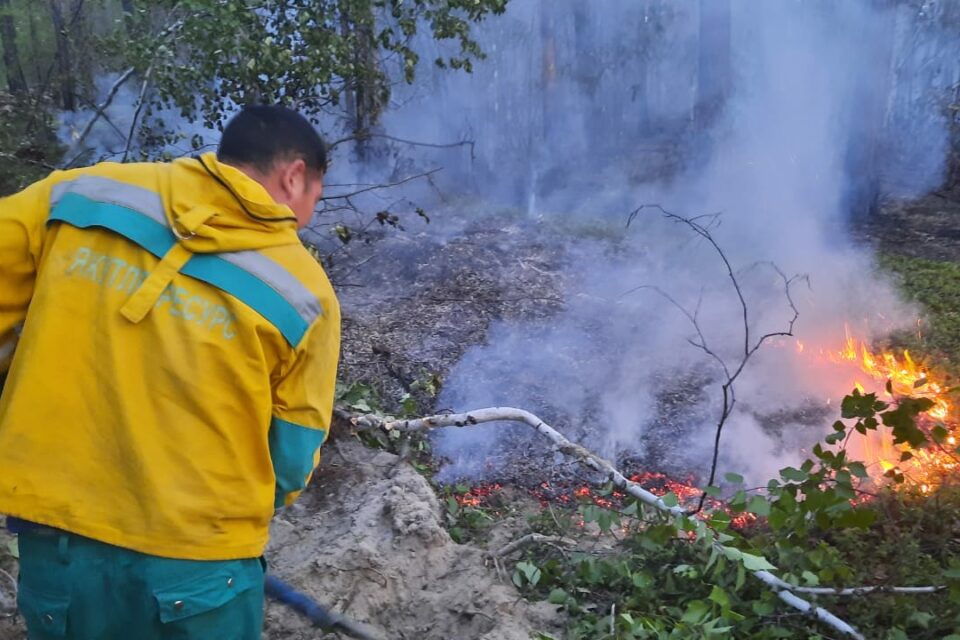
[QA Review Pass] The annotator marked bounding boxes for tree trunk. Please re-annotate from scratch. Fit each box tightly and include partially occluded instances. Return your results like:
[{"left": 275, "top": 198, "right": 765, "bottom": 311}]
[
  {"left": 48, "top": 0, "right": 76, "bottom": 111},
  {"left": 696, "top": 0, "right": 731, "bottom": 128},
  {"left": 338, "top": 0, "right": 381, "bottom": 159},
  {"left": 846, "top": 1, "right": 897, "bottom": 219},
  {"left": 120, "top": 0, "right": 138, "bottom": 37},
  {"left": 0, "top": 0, "right": 27, "bottom": 94}
]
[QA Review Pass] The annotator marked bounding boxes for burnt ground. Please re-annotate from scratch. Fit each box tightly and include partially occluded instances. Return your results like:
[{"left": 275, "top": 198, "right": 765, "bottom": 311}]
[
  {"left": 854, "top": 187, "right": 960, "bottom": 262},
  {"left": 3, "top": 192, "right": 959, "bottom": 639}
]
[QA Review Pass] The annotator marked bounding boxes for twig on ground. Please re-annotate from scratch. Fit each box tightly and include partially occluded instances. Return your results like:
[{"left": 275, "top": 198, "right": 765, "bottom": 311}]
[{"left": 495, "top": 533, "right": 577, "bottom": 558}]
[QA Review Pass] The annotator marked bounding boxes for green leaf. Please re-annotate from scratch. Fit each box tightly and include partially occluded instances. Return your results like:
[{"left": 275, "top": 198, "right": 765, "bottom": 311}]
[
  {"left": 835, "top": 508, "right": 877, "bottom": 529},
  {"left": 547, "top": 588, "right": 568, "bottom": 604},
  {"left": 780, "top": 467, "right": 808, "bottom": 482},
  {"left": 680, "top": 600, "right": 710, "bottom": 624},
  {"left": 516, "top": 561, "right": 542, "bottom": 587},
  {"left": 801, "top": 571, "right": 820, "bottom": 586},
  {"left": 740, "top": 552, "right": 777, "bottom": 572},
  {"left": 661, "top": 492, "right": 678, "bottom": 508},
  {"left": 848, "top": 462, "right": 868, "bottom": 478},
  {"left": 747, "top": 495, "right": 771, "bottom": 517},
  {"left": 724, "top": 472, "right": 745, "bottom": 485},
  {"left": 752, "top": 599, "right": 776, "bottom": 616},
  {"left": 709, "top": 585, "right": 730, "bottom": 608},
  {"left": 882, "top": 397, "right": 934, "bottom": 448},
  {"left": 932, "top": 424, "right": 950, "bottom": 444}
]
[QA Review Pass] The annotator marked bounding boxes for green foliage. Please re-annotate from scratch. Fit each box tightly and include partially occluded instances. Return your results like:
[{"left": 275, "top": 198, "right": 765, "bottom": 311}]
[
  {"left": 878, "top": 253, "right": 960, "bottom": 375},
  {"left": 440, "top": 483, "right": 497, "bottom": 543},
  {"left": 513, "top": 389, "right": 960, "bottom": 639},
  {"left": 0, "top": 92, "right": 61, "bottom": 196},
  {"left": 110, "top": 0, "right": 508, "bottom": 152}
]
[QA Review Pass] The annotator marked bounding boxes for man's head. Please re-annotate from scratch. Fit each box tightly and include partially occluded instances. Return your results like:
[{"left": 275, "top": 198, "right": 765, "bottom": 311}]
[{"left": 217, "top": 105, "right": 327, "bottom": 228}]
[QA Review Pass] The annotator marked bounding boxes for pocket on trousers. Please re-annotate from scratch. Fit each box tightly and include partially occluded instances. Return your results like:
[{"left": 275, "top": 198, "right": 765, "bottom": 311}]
[
  {"left": 17, "top": 583, "right": 70, "bottom": 638},
  {"left": 154, "top": 568, "right": 257, "bottom": 624}
]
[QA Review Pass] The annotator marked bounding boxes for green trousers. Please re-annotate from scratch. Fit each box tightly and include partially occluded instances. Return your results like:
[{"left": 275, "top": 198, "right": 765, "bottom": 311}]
[{"left": 16, "top": 528, "right": 264, "bottom": 640}]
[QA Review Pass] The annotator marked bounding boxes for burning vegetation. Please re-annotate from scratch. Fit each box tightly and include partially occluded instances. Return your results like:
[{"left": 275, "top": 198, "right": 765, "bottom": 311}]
[{"left": 816, "top": 324, "right": 959, "bottom": 493}]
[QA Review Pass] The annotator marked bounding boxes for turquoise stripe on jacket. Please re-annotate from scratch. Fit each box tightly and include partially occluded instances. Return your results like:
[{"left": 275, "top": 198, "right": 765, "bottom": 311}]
[
  {"left": 48, "top": 193, "right": 311, "bottom": 346},
  {"left": 268, "top": 417, "right": 326, "bottom": 507}
]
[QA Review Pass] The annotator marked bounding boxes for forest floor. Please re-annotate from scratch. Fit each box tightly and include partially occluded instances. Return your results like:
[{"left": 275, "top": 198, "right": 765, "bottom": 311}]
[{"left": 3, "top": 191, "right": 960, "bottom": 639}]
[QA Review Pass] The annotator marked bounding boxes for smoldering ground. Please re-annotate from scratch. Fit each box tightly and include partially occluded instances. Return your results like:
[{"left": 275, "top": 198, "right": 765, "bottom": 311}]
[{"left": 350, "top": 0, "right": 960, "bottom": 488}]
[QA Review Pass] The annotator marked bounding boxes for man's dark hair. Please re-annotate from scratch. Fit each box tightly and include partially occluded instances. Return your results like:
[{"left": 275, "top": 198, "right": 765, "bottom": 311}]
[{"left": 218, "top": 105, "right": 327, "bottom": 176}]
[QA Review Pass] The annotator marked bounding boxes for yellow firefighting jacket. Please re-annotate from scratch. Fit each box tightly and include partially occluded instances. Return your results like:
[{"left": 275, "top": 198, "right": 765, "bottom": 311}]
[{"left": 0, "top": 153, "right": 340, "bottom": 560}]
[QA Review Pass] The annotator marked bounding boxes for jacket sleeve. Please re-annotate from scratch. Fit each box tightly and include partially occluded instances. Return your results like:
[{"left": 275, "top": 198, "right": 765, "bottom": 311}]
[
  {"left": 0, "top": 174, "right": 59, "bottom": 374},
  {"left": 269, "top": 305, "right": 341, "bottom": 508}
]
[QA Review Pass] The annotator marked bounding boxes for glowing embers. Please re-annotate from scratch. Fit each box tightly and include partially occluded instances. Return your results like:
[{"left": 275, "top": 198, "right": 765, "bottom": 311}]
[
  {"left": 453, "top": 483, "right": 503, "bottom": 508},
  {"left": 531, "top": 476, "right": 757, "bottom": 530}
]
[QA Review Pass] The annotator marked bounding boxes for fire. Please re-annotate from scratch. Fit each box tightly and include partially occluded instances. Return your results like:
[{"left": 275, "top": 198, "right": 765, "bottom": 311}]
[
  {"left": 454, "top": 483, "right": 502, "bottom": 508},
  {"left": 820, "top": 324, "right": 959, "bottom": 490}
]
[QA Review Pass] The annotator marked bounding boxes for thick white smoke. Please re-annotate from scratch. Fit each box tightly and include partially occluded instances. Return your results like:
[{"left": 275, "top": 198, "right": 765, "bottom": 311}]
[{"left": 375, "top": 0, "right": 960, "bottom": 485}]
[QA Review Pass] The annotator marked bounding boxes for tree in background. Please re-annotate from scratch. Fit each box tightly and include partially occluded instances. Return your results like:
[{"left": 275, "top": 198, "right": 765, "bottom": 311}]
[{"left": 0, "top": 0, "right": 509, "bottom": 191}]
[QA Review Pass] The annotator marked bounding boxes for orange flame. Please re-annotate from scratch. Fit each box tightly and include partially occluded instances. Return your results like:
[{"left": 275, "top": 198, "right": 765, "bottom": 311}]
[{"left": 822, "top": 324, "right": 958, "bottom": 490}]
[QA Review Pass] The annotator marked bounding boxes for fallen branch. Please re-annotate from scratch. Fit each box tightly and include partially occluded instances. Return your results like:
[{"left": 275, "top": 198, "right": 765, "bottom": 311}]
[
  {"left": 345, "top": 406, "right": 870, "bottom": 639},
  {"left": 494, "top": 533, "right": 576, "bottom": 558}
]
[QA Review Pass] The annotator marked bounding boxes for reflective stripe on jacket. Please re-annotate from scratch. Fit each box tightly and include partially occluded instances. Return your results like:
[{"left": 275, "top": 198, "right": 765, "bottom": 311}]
[{"left": 0, "top": 153, "right": 341, "bottom": 560}]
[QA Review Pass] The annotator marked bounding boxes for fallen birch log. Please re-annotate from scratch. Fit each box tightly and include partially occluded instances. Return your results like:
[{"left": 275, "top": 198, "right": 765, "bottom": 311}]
[{"left": 339, "top": 405, "right": 941, "bottom": 639}]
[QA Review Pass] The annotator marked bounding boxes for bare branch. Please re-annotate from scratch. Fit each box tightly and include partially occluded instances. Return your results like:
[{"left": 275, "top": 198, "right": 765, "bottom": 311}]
[
  {"left": 123, "top": 64, "right": 154, "bottom": 163},
  {"left": 0, "top": 152, "right": 57, "bottom": 171},
  {"left": 63, "top": 67, "right": 136, "bottom": 167},
  {"left": 322, "top": 168, "right": 442, "bottom": 201},
  {"left": 329, "top": 132, "right": 476, "bottom": 160},
  {"left": 624, "top": 205, "right": 802, "bottom": 511}
]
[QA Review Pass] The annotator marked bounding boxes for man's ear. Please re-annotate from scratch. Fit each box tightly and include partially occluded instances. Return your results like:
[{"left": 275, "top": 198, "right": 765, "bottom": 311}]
[{"left": 281, "top": 158, "right": 308, "bottom": 197}]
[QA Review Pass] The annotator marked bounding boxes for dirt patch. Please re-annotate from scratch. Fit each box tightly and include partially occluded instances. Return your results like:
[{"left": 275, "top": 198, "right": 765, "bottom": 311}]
[{"left": 263, "top": 437, "right": 562, "bottom": 640}]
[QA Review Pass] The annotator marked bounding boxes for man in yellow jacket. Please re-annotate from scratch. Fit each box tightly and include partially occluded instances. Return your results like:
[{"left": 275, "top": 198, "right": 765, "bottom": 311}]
[{"left": 0, "top": 105, "right": 340, "bottom": 638}]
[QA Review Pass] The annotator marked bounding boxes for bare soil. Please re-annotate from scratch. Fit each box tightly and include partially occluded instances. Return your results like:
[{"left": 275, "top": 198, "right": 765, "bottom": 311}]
[{"left": 263, "top": 437, "right": 561, "bottom": 640}]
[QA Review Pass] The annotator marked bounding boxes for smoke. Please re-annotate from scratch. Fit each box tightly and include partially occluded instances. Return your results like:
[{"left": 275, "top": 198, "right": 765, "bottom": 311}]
[
  {"left": 58, "top": 2, "right": 960, "bottom": 486},
  {"left": 372, "top": 0, "right": 960, "bottom": 485}
]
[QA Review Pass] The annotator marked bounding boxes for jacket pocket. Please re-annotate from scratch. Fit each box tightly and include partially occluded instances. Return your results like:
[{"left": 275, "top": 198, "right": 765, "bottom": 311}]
[{"left": 17, "top": 583, "right": 70, "bottom": 638}]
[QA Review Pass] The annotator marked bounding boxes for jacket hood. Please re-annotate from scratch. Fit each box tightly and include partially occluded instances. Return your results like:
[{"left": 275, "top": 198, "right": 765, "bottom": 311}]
[{"left": 165, "top": 152, "right": 301, "bottom": 254}]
